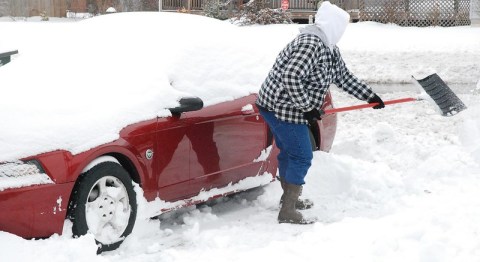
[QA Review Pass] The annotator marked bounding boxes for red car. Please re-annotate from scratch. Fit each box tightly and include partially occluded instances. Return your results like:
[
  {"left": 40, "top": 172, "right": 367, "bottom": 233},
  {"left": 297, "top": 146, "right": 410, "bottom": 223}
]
[
  {"left": 0, "top": 12, "right": 338, "bottom": 252},
  {"left": 0, "top": 93, "right": 336, "bottom": 252}
]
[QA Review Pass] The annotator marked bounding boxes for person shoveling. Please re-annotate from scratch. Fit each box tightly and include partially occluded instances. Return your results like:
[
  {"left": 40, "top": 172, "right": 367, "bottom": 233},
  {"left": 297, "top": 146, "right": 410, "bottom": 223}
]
[
  {"left": 256, "top": 1, "right": 467, "bottom": 225},
  {"left": 256, "top": 1, "right": 385, "bottom": 224}
]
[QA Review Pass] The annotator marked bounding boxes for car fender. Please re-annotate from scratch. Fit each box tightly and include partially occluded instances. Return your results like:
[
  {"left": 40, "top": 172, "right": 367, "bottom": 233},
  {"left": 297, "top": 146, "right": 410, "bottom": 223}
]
[
  {"left": 80, "top": 155, "right": 121, "bottom": 173},
  {"left": 65, "top": 141, "right": 149, "bottom": 186}
]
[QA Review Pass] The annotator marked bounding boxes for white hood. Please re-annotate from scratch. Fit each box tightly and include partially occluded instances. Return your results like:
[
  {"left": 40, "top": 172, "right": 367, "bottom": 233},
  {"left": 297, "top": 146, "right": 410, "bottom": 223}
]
[{"left": 314, "top": 1, "right": 350, "bottom": 49}]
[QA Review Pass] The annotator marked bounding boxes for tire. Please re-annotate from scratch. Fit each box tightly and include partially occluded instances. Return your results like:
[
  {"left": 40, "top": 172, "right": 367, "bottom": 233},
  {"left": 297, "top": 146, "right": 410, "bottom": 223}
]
[{"left": 68, "top": 162, "right": 137, "bottom": 253}]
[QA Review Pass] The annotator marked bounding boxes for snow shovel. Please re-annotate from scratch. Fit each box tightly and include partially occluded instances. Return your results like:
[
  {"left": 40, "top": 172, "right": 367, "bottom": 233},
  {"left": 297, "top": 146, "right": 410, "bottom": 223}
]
[{"left": 321, "top": 73, "right": 467, "bottom": 117}]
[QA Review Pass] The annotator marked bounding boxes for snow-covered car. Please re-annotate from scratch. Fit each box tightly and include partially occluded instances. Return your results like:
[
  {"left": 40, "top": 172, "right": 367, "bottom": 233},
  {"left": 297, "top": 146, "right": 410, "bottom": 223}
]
[{"left": 0, "top": 12, "right": 337, "bottom": 252}]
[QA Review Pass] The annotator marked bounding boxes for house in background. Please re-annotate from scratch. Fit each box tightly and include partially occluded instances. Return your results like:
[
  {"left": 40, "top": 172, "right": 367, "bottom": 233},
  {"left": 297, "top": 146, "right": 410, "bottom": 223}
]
[
  {"left": 0, "top": 0, "right": 143, "bottom": 17},
  {"left": 155, "top": 0, "right": 471, "bottom": 25},
  {"left": 0, "top": 0, "right": 473, "bottom": 26},
  {"left": 0, "top": 0, "right": 350, "bottom": 20}
]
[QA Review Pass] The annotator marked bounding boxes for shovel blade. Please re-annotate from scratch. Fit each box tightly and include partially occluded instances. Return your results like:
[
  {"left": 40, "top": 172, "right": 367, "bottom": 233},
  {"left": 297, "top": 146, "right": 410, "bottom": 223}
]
[{"left": 414, "top": 73, "right": 467, "bottom": 116}]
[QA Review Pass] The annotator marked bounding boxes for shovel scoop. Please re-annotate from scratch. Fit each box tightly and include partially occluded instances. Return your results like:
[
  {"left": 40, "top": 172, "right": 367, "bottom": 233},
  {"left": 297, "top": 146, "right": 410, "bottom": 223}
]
[
  {"left": 414, "top": 73, "right": 467, "bottom": 116},
  {"left": 322, "top": 73, "right": 467, "bottom": 117}
]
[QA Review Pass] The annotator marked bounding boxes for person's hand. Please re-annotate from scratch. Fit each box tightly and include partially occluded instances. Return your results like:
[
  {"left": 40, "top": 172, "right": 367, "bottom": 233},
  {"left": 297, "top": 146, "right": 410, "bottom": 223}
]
[
  {"left": 368, "top": 94, "right": 385, "bottom": 109},
  {"left": 304, "top": 108, "right": 322, "bottom": 122}
]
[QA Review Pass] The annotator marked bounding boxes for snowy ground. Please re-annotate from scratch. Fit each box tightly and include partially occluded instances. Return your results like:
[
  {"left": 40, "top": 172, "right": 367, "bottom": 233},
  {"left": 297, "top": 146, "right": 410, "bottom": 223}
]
[{"left": 1, "top": 14, "right": 480, "bottom": 262}]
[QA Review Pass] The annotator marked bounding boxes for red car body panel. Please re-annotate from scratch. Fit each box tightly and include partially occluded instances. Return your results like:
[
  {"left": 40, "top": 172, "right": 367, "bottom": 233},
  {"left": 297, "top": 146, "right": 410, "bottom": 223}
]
[
  {"left": 0, "top": 183, "right": 74, "bottom": 238},
  {"left": 0, "top": 93, "right": 337, "bottom": 240},
  {"left": 318, "top": 91, "right": 337, "bottom": 152}
]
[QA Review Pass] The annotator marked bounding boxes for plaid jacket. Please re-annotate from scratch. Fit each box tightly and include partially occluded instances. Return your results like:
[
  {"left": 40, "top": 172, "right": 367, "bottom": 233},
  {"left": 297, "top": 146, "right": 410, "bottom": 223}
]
[{"left": 256, "top": 33, "right": 375, "bottom": 124}]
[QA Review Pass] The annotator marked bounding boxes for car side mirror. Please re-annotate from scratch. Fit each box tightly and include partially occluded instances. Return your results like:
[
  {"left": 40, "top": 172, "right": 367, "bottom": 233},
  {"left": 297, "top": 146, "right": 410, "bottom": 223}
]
[{"left": 169, "top": 97, "right": 204, "bottom": 116}]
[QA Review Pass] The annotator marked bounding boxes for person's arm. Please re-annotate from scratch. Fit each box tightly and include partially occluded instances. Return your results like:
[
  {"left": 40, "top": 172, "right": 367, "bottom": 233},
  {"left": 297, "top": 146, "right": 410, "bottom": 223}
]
[
  {"left": 333, "top": 48, "right": 375, "bottom": 101},
  {"left": 281, "top": 42, "right": 317, "bottom": 112}
]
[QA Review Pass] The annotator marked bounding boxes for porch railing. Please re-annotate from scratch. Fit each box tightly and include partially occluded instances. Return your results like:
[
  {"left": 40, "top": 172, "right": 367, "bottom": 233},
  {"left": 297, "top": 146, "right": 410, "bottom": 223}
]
[
  {"left": 270, "top": 0, "right": 317, "bottom": 10},
  {"left": 162, "top": 0, "right": 203, "bottom": 10},
  {"left": 161, "top": 0, "right": 349, "bottom": 11}
]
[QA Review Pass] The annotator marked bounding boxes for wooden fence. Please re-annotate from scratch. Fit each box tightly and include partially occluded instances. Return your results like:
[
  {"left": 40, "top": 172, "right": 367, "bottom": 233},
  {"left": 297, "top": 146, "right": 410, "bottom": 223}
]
[{"left": 359, "top": 0, "right": 471, "bottom": 26}]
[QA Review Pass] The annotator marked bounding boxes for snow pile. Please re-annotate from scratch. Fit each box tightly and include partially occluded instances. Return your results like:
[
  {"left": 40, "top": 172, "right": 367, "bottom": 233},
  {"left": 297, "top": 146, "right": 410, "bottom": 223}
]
[
  {"left": 459, "top": 102, "right": 480, "bottom": 163},
  {"left": 134, "top": 172, "right": 274, "bottom": 220},
  {"left": 1, "top": 228, "right": 100, "bottom": 262}
]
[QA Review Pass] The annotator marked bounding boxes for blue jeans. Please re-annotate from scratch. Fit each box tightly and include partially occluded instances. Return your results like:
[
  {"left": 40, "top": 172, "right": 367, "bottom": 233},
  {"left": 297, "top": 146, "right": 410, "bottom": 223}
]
[{"left": 259, "top": 109, "right": 313, "bottom": 185}]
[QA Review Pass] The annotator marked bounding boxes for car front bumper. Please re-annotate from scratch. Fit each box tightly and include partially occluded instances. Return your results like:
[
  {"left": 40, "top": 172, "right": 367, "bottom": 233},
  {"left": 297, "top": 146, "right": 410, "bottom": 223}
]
[{"left": 0, "top": 182, "right": 75, "bottom": 238}]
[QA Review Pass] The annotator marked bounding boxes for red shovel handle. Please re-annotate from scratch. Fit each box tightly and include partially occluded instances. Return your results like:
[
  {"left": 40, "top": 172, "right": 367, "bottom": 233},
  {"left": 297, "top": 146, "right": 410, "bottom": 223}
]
[{"left": 322, "top": 98, "right": 417, "bottom": 115}]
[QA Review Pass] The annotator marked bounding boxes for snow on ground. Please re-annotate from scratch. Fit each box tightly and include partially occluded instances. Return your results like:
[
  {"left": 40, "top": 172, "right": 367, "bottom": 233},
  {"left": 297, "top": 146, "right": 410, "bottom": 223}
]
[{"left": 1, "top": 13, "right": 480, "bottom": 262}]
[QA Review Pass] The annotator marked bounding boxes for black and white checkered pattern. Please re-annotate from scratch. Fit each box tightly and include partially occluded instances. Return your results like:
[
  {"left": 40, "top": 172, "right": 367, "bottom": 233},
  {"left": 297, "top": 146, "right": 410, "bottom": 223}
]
[{"left": 256, "top": 34, "right": 375, "bottom": 124}]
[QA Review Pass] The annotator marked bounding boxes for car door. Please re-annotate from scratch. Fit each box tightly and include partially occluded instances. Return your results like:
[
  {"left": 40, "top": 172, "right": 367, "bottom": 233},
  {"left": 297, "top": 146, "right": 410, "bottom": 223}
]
[
  {"left": 153, "top": 117, "right": 195, "bottom": 202},
  {"left": 185, "top": 94, "right": 267, "bottom": 193}
]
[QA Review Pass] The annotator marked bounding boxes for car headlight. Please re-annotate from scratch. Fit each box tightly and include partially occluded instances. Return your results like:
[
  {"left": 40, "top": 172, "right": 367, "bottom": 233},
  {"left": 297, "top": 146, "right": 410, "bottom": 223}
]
[{"left": 0, "top": 160, "right": 53, "bottom": 191}]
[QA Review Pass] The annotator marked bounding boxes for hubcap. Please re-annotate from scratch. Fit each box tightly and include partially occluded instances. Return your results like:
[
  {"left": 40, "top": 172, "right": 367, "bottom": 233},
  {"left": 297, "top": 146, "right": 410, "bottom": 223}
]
[{"left": 85, "top": 176, "right": 131, "bottom": 244}]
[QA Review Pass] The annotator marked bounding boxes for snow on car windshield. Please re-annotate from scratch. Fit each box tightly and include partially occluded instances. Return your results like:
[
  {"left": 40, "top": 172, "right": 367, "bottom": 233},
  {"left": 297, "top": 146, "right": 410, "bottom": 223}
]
[{"left": 0, "top": 12, "right": 292, "bottom": 162}]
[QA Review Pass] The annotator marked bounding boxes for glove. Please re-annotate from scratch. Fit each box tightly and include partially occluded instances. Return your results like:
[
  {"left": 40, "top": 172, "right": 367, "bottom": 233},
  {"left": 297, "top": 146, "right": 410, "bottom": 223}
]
[
  {"left": 304, "top": 108, "right": 322, "bottom": 122},
  {"left": 368, "top": 94, "right": 385, "bottom": 109}
]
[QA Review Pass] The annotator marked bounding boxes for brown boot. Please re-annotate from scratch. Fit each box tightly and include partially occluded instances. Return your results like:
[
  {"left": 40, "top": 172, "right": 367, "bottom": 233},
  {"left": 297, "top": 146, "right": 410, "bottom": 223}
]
[
  {"left": 279, "top": 177, "right": 313, "bottom": 210},
  {"left": 278, "top": 182, "right": 316, "bottom": 224}
]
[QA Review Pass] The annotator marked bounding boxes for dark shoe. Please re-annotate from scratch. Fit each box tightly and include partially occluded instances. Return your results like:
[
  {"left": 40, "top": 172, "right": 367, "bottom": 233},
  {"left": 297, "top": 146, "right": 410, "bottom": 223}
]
[
  {"left": 278, "top": 182, "right": 316, "bottom": 224},
  {"left": 279, "top": 177, "right": 314, "bottom": 210}
]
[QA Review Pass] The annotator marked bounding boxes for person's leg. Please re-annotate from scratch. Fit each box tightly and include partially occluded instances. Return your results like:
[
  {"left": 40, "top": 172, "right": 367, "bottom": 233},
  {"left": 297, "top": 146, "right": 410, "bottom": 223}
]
[
  {"left": 259, "top": 109, "right": 315, "bottom": 224},
  {"left": 273, "top": 121, "right": 313, "bottom": 185},
  {"left": 259, "top": 109, "right": 313, "bottom": 186},
  {"left": 258, "top": 110, "right": 287, "bottom": 179},
  {"left": 272, "top": 129, "right": 311, "bottom": 209}
]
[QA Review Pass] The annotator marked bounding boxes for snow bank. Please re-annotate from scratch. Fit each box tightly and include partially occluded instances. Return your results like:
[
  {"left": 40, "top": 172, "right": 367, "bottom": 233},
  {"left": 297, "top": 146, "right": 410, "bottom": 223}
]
[
  {"left": 1, "top": 228, "right": 100, "bottom": 262},
  {"left": 459, "top": 102, "right": 480, "bottom": 163}
]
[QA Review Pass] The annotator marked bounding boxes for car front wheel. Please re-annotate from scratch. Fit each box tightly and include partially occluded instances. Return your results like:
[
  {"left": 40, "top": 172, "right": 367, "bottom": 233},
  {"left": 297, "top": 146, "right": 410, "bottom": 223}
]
[{"left": 68, "top": 161, "right": 137, "bottom": 253}]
